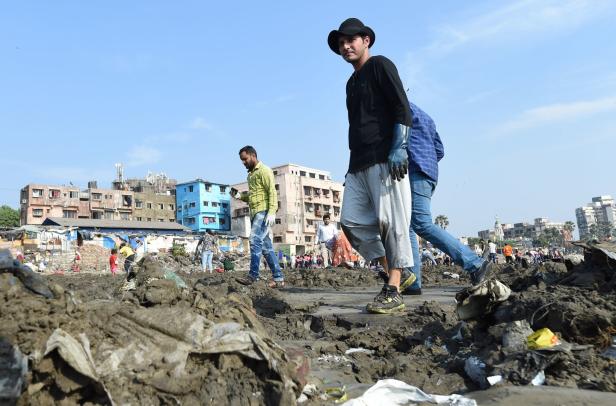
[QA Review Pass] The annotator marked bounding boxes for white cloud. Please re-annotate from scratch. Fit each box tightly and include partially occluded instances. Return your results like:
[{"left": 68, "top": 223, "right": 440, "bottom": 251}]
[
  {"left": 426, "top": 0, "right": 611, "bottom": 55},
  {"left": 495, "top": 96, "right": 616, "bottom": 134},
  {"left": 190, "top": 117, "right": 213, "bottom": 130},
  {"left": 126, "top": 145, "right": 162, "bottom": 166}
]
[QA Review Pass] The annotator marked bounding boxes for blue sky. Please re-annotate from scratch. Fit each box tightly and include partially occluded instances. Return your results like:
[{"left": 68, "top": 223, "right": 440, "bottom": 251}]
[{"left": 2, "top": 0, "right": 615, "bottom": 237}]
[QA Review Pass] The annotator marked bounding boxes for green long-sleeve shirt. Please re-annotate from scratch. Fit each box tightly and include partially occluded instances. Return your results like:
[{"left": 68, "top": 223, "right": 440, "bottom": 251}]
[{"left": 240, "top": 161, "right": 278, "bottom": 218}]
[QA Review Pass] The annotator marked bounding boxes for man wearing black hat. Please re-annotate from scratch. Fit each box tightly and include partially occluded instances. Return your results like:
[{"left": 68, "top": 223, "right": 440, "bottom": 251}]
[{"left": 328, "top": 18, "right": 415, "bottom": 314}]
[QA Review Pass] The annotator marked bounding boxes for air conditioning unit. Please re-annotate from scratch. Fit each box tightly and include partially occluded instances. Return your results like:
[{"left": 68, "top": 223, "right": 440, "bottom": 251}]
[{"left": 21, "top": 199, "right": 28, "bottom": 204}]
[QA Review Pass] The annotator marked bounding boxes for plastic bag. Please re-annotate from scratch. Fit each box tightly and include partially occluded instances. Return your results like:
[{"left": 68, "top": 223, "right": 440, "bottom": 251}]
[{"left": 527, "top": 328, "right": 560, "bottom": 350}]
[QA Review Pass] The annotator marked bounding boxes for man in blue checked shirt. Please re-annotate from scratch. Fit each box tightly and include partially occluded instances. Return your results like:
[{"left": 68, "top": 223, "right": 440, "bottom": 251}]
[{"left": 402, "top": 103, "right": 494, "bottom": 295}]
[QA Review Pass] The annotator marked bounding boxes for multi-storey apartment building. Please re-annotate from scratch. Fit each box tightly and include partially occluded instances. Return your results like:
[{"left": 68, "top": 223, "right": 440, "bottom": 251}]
[
  {"left": 231, "top": 163, "right": 343, "bottom": 255},
  {"left": 576, "top": 195, "right": 616, "bottom": 239},
  {"left": 114, "top": 172, "right": 177, "bottom": 223},
  {"left": 19, "top": 182, "right": 134, "bottom": 225},
  {"left": 175, "top": 179, "right": 231, "bottom": 232}
]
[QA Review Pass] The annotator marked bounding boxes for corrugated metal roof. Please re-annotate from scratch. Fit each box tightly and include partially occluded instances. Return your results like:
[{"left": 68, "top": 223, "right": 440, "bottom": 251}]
[{"left": 42, "top": 217, "right": 190, "bottom": 231}]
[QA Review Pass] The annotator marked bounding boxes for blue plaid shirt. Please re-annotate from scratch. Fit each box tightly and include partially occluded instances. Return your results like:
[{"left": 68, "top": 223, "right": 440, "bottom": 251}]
[{"left": 407, "top": 103, "right": 444, "bottom": 182}]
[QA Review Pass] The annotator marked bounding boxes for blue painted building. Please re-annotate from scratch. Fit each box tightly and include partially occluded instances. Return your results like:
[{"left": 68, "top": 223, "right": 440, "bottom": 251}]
[{"left": 175, "top": 179, "right": 231, "bottom": 232}]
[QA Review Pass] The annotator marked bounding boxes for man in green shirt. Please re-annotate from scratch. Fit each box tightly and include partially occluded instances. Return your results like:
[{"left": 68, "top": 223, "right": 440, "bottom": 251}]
[{"left": 232, "top": 146, "right": 284, "bottom": 288}]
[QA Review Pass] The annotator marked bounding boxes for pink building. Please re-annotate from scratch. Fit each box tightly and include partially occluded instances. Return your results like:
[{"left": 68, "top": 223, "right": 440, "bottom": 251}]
[{"left": 232, "top": 163, "right": 343, "bottom": 255}]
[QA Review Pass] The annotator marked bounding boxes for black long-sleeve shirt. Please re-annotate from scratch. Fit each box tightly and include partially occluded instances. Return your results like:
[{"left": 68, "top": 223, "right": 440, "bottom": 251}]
[{"left": 346, "top": 55, "right": 412, "bottom": 173}]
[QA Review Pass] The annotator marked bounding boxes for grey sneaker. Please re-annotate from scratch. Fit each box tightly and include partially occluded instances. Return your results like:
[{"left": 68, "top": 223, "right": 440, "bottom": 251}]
[
  {"left": 470, "top": 260, "right": 494, "bottom": 285},
  {"left": 366, "top": 286, "right": 406, "bottom": 314}
]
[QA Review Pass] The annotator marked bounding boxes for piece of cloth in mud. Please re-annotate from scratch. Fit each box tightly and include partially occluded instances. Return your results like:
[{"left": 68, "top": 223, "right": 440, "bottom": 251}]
[
  {"left": 342, "top": 378, "right": 476, "bottom": 406},
  {"left": 456, "top": 279, "right": 511, "bottom": 321},
  {"left": 341, "top": 163, "right": 413, "bottom": 269},
  {"left": 0, "top": 338, "right": 28, "bottom": 404}
]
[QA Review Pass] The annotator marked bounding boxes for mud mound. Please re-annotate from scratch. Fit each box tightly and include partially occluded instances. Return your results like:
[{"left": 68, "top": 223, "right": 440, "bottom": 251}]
[
  {"left": 421, "top": 265, "right": 470, "bottom": 286},
  {"left": 1, "top": 254, "right": 305, "bottom": 405}
]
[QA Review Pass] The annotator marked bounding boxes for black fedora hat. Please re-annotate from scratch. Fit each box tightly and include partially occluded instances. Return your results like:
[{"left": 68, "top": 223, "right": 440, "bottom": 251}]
[{"left": 328, "top": 18, "right": 375, "bottom": 55}]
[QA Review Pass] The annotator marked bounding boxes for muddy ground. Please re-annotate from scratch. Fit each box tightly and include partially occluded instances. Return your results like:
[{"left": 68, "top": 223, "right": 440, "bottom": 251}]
[{"left": 2, "top": 248, "right": 616, "bottom": 405}]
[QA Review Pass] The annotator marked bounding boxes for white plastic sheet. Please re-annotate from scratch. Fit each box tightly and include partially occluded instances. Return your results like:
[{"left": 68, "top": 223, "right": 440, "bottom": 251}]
[{"left": 343, "top": 379, "right": 477, "bottom": 406}]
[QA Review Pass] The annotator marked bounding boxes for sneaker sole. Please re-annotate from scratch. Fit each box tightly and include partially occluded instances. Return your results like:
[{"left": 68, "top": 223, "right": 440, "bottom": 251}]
[
  {"left": 366, "top": 303, "right": 406, "bottom": 314},
  {"left": 399, "top": 273, "right": 417, "bottom": 291}
]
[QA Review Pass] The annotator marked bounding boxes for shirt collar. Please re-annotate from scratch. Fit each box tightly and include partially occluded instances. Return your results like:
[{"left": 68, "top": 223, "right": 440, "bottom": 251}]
[{"left": 250, "top": 161, "right": 263, "bottom": 174}]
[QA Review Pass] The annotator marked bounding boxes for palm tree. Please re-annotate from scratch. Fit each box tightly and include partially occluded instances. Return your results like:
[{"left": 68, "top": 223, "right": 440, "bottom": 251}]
[
  {"left": 434, "top": 215, "right": 449, "bottom": 230},
  {"left": 563, "top": 221, "right": 575, "bottom": 241}
]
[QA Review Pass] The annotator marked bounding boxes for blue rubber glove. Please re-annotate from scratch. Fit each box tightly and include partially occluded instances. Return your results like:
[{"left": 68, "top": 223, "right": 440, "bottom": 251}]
[{"left": 388, "top": 123, "right": 410, "bottom": 181}]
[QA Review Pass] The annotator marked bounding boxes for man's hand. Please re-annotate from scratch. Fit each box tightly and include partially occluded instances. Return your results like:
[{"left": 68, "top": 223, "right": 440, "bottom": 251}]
[
  {"left": 388, "top": 123, "right": 410, "bottom": 181},
  {"left": 230, "top": 187, "right": 241, "bottom": 199},
  {"left": 265, "top": 214, "right": 276, "bottom": 227}
]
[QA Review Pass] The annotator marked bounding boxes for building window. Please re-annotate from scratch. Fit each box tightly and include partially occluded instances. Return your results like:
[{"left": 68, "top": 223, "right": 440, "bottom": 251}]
[
  {"left": 275, "top": 218, "right": 281, "bottom": 224},
  {"left": 169, "top": 218, "right": 175, "bottom": 222},
  {"left": 178, "top": 220, "right": 182, "bottom": 224},
  {"left": 49, "top": 189, "right": 61, "bottom": 199},
  {"left": 219, "top": 186, "right": 226, "bottom": 193},
  {"left": 168, "top": 204, "right": 174, "bottom": 210},
  {"left": 69, "top": 191, "right": 78, "bottom": 198},
  {"left": 319, "top": 174, "right": 325, "bottom": 180},
  {"left": 32, "top": 208, "right": 43, "bottom": 217},
  {"left": 158, "top": 218, "right": 164, "bottom": 222},
  {"left": 92, "top": 211, "right": 102, "bottom": 219},
  {"left": 178, "top": 207, "right": 182, "bottom": 212},
  {"left": 205, "top": 184, "right": 211, "bottom": 192},
  {"left": 221, "top": 203, "right": 228, "bottom": 209},
  {"left": 307, "top": 219, "right": 314, "bottom": 226},
  {"left": 136, "top": 217, "right": 143, "bottom": 221},
  {"left": 212, "top": 202, "right": 218, "bottom": 207},
  {"left": 120, "top": 213, "right": 129, "bottom": 220},
  {"left": 135, "top": 200, "right": 143, "bottom": 208},
  {"left": 303, "top": 186, "right": 311, "bottom": 196},
  {"left": 32, "top": 189, "right": 43, "bottom": 198},
  {"left": 190, "top": 202, "right": 196, "bottom": 208},
  {"left": 158, "top": 204, "right": 164, "bottom": 210},
  {"left": 275, "top": 184, "right": 279, "bottom": 191},
  {"left": 273, "top": 236, "right": 283, "bottom": 243},
  {"left": 220, "top": 218, "right": 226, "bottom": 225},
  {"left": 186, "top": 217, "right": 195, "bottom": 225},
  {"left": 300, "top": 171, "right": 306, "bottom": 177},
  {"left": 305, "top": 236, "right": 312, "bottom": 242},
  {"left": 122, "top": 195, "right": 132, "bottom": 207},
  {"left": 63, "top": 210, "right": 76, "bottom": 218},
  {"left": 91, "top": 193, "right": 102, "bottom": 200},
  {"left": 273, "top": 170, "right": 278, "bottom": 175},
  {"left": 188, "top": 185, "right": 194, "bottom": 192},
  {"left": 203, "top": 201, "right": 209, "bottom": 206},
  {"left": 309, "top": 172, "right": 316, "bottom": 178},
  {"left": 203, "top": 216, "right": 216, "bottom": 224}
]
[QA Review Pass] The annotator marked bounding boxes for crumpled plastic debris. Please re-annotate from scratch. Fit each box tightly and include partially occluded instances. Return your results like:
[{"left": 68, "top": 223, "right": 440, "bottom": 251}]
[
  {"left": 342, "top": 379, "right": 477, "bottom": 406},
  {"left": 345, "top": 348, "right": 375, "bottom": 355},
  {"left": 43, "top": 329, "right": 115, "bottom": 405},
  {"left": 456, "top": 279, "right": 511, "bottom": 320},
  {"left": 527, "top": 328, "right": 560, "bottom": 350},
  {"left": 530, "top": 370, "right": 545, "bottom": 386},
  {"left": 0, "top": 249, "right": 53, "bottom": 299},
  {"left": 464, "top": 356, "right": 488, "bottom": 389},
  {"left": 163, "top": 269, "right": 187, "bottom": 289},
  {"left": 0, "top": 338, "right": 28, "bottom": 404}
]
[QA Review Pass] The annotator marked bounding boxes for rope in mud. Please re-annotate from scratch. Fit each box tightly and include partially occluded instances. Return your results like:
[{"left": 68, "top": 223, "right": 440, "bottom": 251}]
[{"left": 529, "top": 301, "right": 555, "bottom": 326}]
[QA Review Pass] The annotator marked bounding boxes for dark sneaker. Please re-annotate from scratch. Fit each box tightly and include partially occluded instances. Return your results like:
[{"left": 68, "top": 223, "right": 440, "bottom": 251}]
[
  {"left": 236, "top": 276, "right": 259, "bottom": 286},
  {"left": 402, "top": 287, "right": 422, "bottom": 296},
  {"left": 470, "top": 260, "right": 494, "bottom": 286},
  {"left": 400, "top": 269, "right": 417, "bottom": 292},
  {"left": 366, "top": 285, "right": 405, "bottom": 314},
  {"left": 373, "top": 284, "right": 388, "bottom": 302}
]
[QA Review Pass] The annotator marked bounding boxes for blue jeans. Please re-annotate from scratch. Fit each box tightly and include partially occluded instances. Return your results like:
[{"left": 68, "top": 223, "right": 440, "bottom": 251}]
[
  {"left": 201, "top": 250, "right": 213, "bottom": 272},
  {"left": 408, "top": 172, "right": 483, "bottom": 289},
  {"left": 249, "top": 211, "right": 283, "bottom": 281}
]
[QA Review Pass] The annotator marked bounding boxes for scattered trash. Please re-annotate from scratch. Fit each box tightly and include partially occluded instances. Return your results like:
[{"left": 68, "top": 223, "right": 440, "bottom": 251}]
[
  {"left": 527, "top": 328, "right": 560, "bottom": 350},
  {"left": 0, "top": 338, "right": 28, "bottom": 405},
  {"left": 600, "top": 336, "right": 616, "bottom": 360},
  {"left": 162, "top": 269, "right": 187, "bottom": 289},
  {"left": 342, "top": 379, "right": 477, "bottom": 406},
  {"left": 487, "top": 375, "right": 502, "bottom": 386},
  {"left": 345, "top": 348, "right": 375, "bottom": 355},
  {"left": 502, "top": 320, "right": 534, "bottom": 353},
  {"left": 0, "top": 249, "right": 54, "bottom": 298},
  {"left": 326, "top": 385, "right": 349, "bottom": 403},
  {"left": 530, "top": 370, "right": 546, "bottom": 386},
  {"left": 464, "top": 356, "right": 488, "bottom": 389},
  {"left": 455, "top": 279, "right": 511, "bottom": 320},
  {"left": 443, "top": 271, "right": 460, "bottom": 279}
]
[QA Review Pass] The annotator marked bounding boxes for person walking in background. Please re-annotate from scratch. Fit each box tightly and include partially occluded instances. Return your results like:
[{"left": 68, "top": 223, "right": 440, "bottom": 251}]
[
  {"left": 196, "top": 230, "right": 218, "bottom": 273},
  {"left": 109, "top": 248, "right": 119, "bottom": 276}
]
